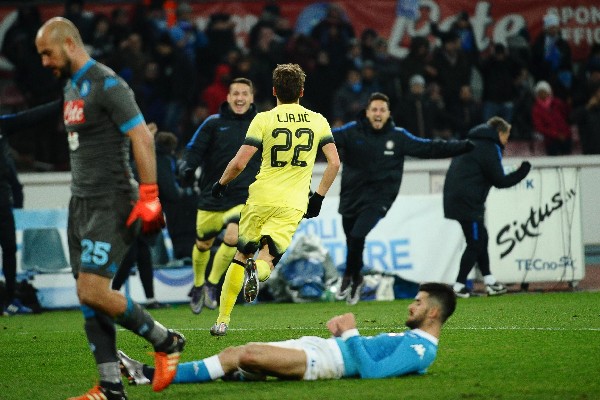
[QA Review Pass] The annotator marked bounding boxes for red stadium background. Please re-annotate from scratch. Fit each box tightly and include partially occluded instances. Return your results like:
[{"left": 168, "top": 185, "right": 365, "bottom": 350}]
[{"left": 0, "top": 0, "right": 598, "bottom": 61}]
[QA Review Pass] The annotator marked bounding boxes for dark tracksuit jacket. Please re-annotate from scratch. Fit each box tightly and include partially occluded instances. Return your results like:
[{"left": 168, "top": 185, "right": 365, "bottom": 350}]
[
  {"left": 443, "top": 123, "right": 530, "bottom": 222},
  {"left": 332, "top": 111, "right": 473, "bottom": 218},
  {"left": 183, "top": 102, "right": 260, "bottom": 211}
]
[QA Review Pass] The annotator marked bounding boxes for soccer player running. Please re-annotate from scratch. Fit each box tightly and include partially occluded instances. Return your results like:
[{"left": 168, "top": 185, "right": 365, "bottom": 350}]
[
  {"left": 178, "top": 78, "right": 260, "bottom": 315},
  {"left": 208, "top": 63, "right": 340, "bottom": 336},
  {"left": 119, "top": 282, "right": 457, "bottom": 384},
  {"left": 35, "top": 18, "right": 184, "bottom": 399}
]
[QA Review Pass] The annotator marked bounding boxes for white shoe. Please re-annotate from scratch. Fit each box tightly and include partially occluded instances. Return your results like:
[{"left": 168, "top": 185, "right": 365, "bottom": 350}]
[
  {"left": 486, "top": 282, "right": 507, "bottom": 296},
  {"left": 117, "top": 350, "right": 150, "bottom": 386}
]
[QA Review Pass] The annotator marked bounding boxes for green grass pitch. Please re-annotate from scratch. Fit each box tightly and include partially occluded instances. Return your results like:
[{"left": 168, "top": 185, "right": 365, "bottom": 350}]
[{"left": 1, "top": 291, "right": 599, "bottom": 400}]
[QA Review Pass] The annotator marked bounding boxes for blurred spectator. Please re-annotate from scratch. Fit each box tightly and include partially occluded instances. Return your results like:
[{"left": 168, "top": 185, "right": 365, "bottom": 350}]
[
  {"left": 248, "top": 2, "right": 289, "bottom": 50},
  {"left": 180, "top": 102, "right": 209, "bottom": 147},
  {"left": 359, "top": 28, "right": 378, "bottom": 62},
  {"left": 284, "top": 33, "right": 319, "bottom": 74},
  {"left": 155, "top": 129, "right": 197, "bottom": 260},
  {"left": 506, "top": 27, "right": 531, "bottom": 71},
  {"left": 572, "top": 44, "right": 600, "bottom": 108},
  {"left": 372, "top": 37, "right": 402, "bottom": 105},
  {"left": 88, "top": 13, "right": 114, "bottom": 64},
  {"left": 310, "top": 4, "right": 355, "bottom": 88},
  {"left": 130, "top": 0, "right": 167, "bottom": 49},
  {"left": 447, "top": 85, "right": 483, "bottom": 139},
  {"left": 201, "top": 13, "right": 239, "bottom": 80},
  {"left": 109, "top": 32, "right": 150, "bottom": 92},
  {"left": 63, "top": 0, "right": 95, "bottom": 44},
  {"left": 531, "top": 12, "right": 573, "bottom": 100},
  {"left": 360, "top": 61, "right": 381, "bottom": 95},
  {"left": 303, "top": 50, "right": 337, "bottom": 121},
  {"left": 511, "top": 67, "right": 536, "bottom": 141},
  {"left": 109, "top": 7, "right": 132, "bottom": 47},
  {"left": 399, "top": 36, "right": 434, "bottom": 96},
  {"left": 152, "top": 32, "right": 196, "bottom": 139},
  {"left": 429, "top": 29, "right": 473, "bottom": 107},
  {"left": 345, "top": 38, "right": 365, "bottom": 71},
  {"left": 449, "top": 11, "right": 480, "bottom": 65},
  {"left": 532, "top": 81, "right": 572, "bottom": 155},
  {"left": 331, "top": 68, "right": 371, "bottom": 127},
  {"left": 201, "top": 63, "right": 231, "bottom": 115},
  {"left": 1, "top": 4, "right": 60, "bottom": 105},
  {"left": 573, "top": 82, "right": 600, "bottom": 154},
  {"left": 169, "top": 1, "right": 208, "bottom": 67},
  {"left": 394, "top": 74, "right": 438, "bottom": 139},
  {"left": 479, "top": 43, "right": 520, "bottom": 122},
  {"left": 136, "top": 60, "right": 166, "bottom": 127},
  {"left": 248, "top": 24, "right": 285, "bottom": 104}
]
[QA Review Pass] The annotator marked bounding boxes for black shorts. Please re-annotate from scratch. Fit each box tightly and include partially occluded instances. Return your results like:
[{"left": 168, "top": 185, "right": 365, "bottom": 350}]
[{"left": 67, "top": 194, "right": 136, "bottom": 278}]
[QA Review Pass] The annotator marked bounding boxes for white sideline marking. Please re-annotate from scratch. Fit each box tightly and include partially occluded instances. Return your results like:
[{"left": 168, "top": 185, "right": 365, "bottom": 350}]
[
  {"left": 14, "top": 326, "right": 600, "bottom": 335},
  {"left": 170, "top": 326, "right": 600, "bottom": 332}
]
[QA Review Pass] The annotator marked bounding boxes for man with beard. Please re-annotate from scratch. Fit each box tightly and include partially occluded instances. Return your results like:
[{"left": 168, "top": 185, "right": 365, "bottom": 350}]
[
  {"left": 35, "top": 17, "right": 184, "bottom": 399},
  {"left": 118, "top": 282, "right": 456, "bottom": 384},
  {"left": 332, "top": 92, "right": 473, "bottom": 305}
]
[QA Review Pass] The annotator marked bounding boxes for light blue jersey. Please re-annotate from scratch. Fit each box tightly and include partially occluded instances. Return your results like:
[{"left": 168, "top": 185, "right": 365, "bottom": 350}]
[{"left": 336, "top": 329, "right": 439, "bottom": 379}]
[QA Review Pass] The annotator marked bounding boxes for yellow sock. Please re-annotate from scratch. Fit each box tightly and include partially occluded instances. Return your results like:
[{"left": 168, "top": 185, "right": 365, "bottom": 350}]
[
  {"left": 207, "top": 243, "right": 236, "bottom": 285},
  {"left": 216, "top": 263, "right": 244, "bottom": 325},
  {"left": 256, "top": 259, "right": 271, "bottom": 282},
  {"left": 192, "top": 245, "right": 211, "bottom": 287}
]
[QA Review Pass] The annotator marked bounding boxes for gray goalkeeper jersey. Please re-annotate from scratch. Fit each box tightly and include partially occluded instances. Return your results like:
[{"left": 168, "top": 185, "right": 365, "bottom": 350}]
[{"left": 63, "top": 59, "right": 141, "bottom": 198}]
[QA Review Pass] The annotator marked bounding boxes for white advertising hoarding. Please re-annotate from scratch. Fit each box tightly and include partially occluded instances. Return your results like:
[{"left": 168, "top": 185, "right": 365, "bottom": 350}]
[{"left": 486, "top": 167, "right": 585, "bottom": 283}]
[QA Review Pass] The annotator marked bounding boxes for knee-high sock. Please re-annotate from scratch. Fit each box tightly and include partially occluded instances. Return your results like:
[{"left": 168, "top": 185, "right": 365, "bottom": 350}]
[
  {"left": 216, "top": 262, "right": 244, "bottom": 325},
  {"left": 173, "top": 356, "right": 224, "bottom": 383},
  {"left": 114, "top": 297, "right": 168, "bottom": 348},
  {"left": 192, "top": 245, "right": 211, "bottom": 287},
  {"left": 81, "top": 305, "right": 121, "bottom": 385},
  {"left": 256, "top": 259, "right": 271, "bottom": 282},
  {"left": 207, "top": 243, "right": 236, "bottom": 285}
]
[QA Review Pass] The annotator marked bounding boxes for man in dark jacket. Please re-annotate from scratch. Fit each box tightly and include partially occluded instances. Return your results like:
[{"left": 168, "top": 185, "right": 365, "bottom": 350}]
[
  {"left": 178, "top": 78, "right": 260, "bottom": 318},
  {"left": 332, "top": 92, "right": 474, "bottom": 305},
  {"left": 443, "top": 117, "right": 531, "bottom": 298},
  {"left": 0, "top": 99, "right": 61, "bottom": 315}
]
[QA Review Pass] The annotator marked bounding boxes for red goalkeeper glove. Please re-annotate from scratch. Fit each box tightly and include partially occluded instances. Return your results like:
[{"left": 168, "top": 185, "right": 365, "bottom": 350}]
[{"left": 126, "top": 183, "right": 165, "bottom": 234}]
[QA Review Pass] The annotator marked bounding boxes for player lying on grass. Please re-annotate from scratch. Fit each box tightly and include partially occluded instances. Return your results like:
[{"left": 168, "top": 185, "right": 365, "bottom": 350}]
[{"left": 118, "top": 282, "right": 456, "bottom": 387}]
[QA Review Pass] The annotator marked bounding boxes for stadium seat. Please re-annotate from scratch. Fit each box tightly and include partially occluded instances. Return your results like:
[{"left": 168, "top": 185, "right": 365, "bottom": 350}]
[{"left": 20, "top": 228, "right": 70, "bottom": 273}]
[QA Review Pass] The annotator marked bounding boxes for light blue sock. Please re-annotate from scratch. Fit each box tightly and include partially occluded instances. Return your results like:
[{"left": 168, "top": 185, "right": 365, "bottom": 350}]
[{"left": 173, "top": 356, "right": 224, "bottom": 383}]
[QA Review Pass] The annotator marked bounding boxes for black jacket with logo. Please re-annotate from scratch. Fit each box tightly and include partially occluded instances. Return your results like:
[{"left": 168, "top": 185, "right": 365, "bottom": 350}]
[
  {"left": 183, "top": 101, "right": 259, "bottom": 211},
  {"left": 443, "top": 123, "right": 530, "bottom": 221},
  {"left": 332, "top": 111, "right": 473, "bottom": 217}
]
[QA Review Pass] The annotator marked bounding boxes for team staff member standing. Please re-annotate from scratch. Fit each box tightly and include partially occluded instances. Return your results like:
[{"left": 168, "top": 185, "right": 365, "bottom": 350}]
[
  {"left": 36, "top": 18, "right": 184, "bottom": 399},
  {"left": 0, "top": 99, "right": 62, "bottom": 315},
  {"left": 444, "top": 117, "right": 531, "bottom": 298},
  {"left": 179, "top": 78, "right": 260, "bottom": 315},
  {"left": 333, "top": 92, "right": 474, "bottom": 305},
  {"left": 209, "top": 63, "right": 340, "bottom": 336}
]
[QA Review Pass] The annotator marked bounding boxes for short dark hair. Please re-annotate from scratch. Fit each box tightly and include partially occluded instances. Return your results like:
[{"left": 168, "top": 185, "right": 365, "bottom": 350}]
[
  {"left": 419, "top": 282, "right": 457, "bottom": 323},
  {"left": 487, "top": 116, "right": 511, "bottom": 134},
  {"left": 367, "top": 92, "right": 390, "bottom": 108},
  {"left": 230, "top": 77, "right": 254, "bottom": 93},
  {"left": 272, "top": 63, "right": 305, "bottom": 103}
]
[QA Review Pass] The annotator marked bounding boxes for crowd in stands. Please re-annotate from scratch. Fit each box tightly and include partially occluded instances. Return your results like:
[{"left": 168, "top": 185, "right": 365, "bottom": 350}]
[{"left": 2, "top": 0, "right": 600, "bottom": 173}]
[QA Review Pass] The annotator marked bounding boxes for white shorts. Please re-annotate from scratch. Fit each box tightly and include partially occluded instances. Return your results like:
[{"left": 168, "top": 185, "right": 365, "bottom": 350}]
[{"left": 268, "top": 336, "right": 345, "bottom": 380}]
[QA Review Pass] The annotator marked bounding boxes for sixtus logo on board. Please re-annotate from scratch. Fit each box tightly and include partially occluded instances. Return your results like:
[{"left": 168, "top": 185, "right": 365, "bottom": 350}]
[{"left": 495, "top": 188, "right": 577, "bottom": 258}]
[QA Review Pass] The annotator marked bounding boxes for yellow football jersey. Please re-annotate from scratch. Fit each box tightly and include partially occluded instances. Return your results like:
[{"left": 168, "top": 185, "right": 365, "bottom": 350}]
[{"left": 244, "top": 103, "right": 334, "bottom": 212}]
